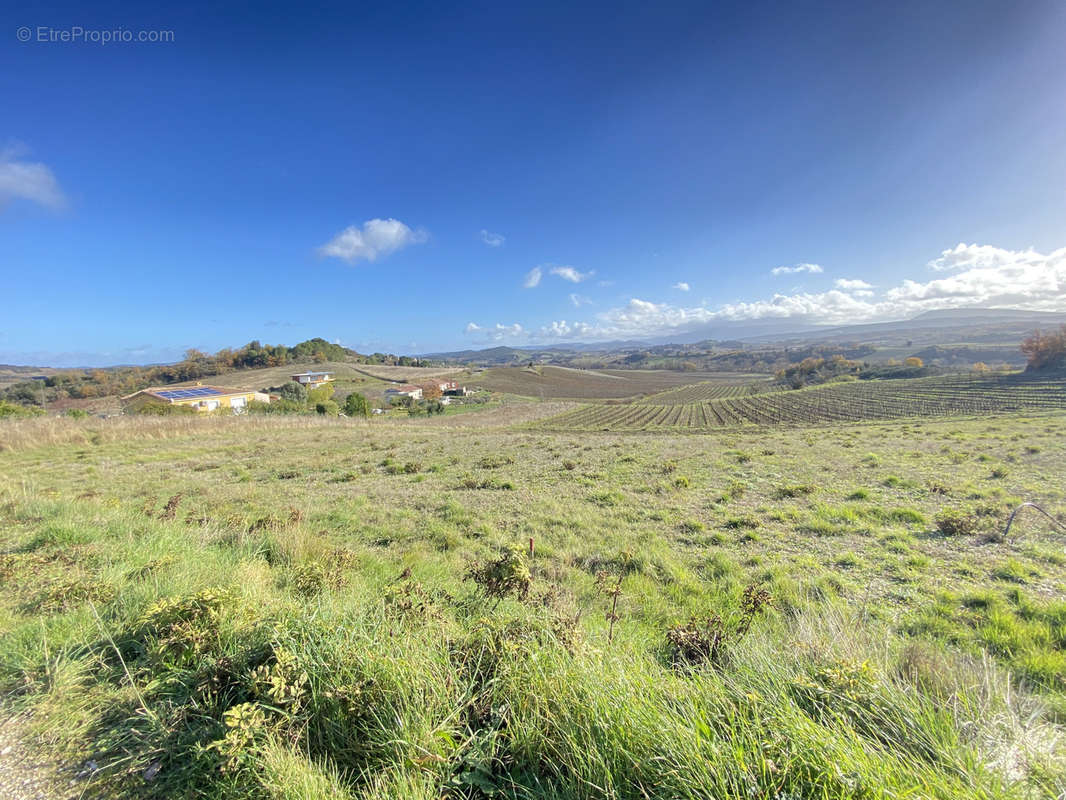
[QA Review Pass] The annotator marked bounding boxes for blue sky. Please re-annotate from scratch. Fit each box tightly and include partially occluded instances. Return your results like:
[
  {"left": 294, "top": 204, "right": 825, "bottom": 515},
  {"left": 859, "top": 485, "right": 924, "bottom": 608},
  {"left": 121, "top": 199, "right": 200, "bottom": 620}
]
[{"left": 3, "top": 1, "right": 1066, "bottom": 366}]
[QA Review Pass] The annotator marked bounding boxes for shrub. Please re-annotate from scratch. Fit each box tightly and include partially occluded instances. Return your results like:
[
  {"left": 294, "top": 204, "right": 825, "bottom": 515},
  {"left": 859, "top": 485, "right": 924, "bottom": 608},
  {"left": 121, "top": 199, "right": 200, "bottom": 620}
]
[
  {"left": 315, "top": 400, "right": 339, "bottom": 415},
  {"left": 343, "top": 392, "right": 370, "bottom": 417}
]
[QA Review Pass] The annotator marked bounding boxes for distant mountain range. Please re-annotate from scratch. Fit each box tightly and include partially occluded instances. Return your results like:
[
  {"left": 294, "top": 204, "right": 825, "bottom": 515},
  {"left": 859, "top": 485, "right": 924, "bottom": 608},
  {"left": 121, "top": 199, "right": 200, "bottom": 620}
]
[{"left": 424, "top": 309, "right": 1066, "bottom": 364}]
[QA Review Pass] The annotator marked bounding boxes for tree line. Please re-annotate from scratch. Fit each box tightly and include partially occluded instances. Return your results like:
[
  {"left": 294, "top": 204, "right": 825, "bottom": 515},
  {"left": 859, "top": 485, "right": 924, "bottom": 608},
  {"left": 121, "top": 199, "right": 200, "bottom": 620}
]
[{"left": 1, "top": 337, "right": 426, "bottom": 406}]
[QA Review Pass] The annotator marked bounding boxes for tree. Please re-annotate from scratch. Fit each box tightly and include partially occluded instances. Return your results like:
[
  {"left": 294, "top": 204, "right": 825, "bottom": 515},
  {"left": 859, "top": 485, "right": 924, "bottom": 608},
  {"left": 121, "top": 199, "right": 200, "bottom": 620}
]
[
  {"left": 343, "top": 392, "right": 370, "bottom": 418},
  {"left": 315, "top": 400, "right": 339, "bottom": 415},
  {"left": 904, "top": 357, "right": 923, "bottom": 368},
  {"left": 1022, "top": 325, "right": 1066, "bottom": 371},
  {"left": 421, "top": 382, "right": 442, "bottom": 401}
]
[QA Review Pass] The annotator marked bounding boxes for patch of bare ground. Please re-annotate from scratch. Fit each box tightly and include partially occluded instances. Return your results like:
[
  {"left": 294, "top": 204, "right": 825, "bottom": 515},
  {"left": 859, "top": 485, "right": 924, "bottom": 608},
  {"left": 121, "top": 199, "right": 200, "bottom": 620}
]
[
  {"left": 351, "top": 365, "right": 468, "bottom": 382},
  {"left": 0, "top": 716, "right": 74, "bottom": 800}
]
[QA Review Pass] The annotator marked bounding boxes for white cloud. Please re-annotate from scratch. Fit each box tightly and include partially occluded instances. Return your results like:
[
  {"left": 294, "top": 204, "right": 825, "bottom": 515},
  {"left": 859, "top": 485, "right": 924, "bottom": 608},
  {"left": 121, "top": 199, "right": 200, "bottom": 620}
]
[
  {"left": 834, "top": 278, "right": 874, "bottom": 290},
  {"left": 540, "top": 320, "right": 597, "bottom": 339},
  {"left": 672, "top": 282, "right": 691, "bottom": 291},
  {"left": 549, "top": 265, "right": 594, "bottom": 283},
  {"left": 523, "top": 266, "right": 542, "bottom": 288},
  {"left": 318, "top": 218, "right": 427, "bottom": 263},
  {"left": 569, "top": 293, "right": 592, "bottom": 308},
  {"left": 928, "top": 242, "right": 1042, "bottom": 272},
  {"left": 464, "top": 322, "right": 525, "bottom": 342},
  {"left": 0, "top": 144, "right": 66, "bottom": 210},
  {"left": 531, "top": 244, "right": 1066, "bottom": 342},
  {"left": 480, "top": 229, "right": 505, "bottom": 247},
  {"left": 771, "top": 263, "right": 823, "bottom": 276},
  {"left": 885, "top": 245, "right": 1066, "bottom": 310}
]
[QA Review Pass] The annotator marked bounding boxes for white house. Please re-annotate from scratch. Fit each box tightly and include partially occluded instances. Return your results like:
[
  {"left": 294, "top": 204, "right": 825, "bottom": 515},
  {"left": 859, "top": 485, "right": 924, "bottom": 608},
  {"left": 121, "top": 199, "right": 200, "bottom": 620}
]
[{"left": 291, "top": 371, "right": 335, "bottom": 390}]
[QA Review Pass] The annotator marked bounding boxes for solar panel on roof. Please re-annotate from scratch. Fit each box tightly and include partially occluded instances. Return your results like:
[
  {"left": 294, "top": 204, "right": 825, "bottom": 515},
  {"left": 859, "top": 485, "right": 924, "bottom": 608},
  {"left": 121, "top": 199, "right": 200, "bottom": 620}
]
[{"left": 157, "top": 387, "right": 223, "bottom": 399}]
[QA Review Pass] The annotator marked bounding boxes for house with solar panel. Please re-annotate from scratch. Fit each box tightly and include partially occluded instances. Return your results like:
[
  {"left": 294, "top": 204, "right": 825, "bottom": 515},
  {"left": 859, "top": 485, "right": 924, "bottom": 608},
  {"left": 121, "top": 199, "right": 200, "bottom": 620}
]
[
  {"left": 121, "top": 383, "right": 268, "bottom": 413},
  {"left": 291, "top": 371, "right": 335, "bottom": 390}
]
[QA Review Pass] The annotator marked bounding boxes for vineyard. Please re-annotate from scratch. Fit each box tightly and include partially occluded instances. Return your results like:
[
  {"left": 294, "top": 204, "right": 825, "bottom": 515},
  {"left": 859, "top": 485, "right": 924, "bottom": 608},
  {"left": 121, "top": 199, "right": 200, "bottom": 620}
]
[
  {"left": 641, "top": 377, "right": 775, "bottom": 404},
  {"left": 475, "top": 366, "right": 764, "bottom": 399},
  {"left": 538, "top": 372, "right": 1066, "bottom": 431}
]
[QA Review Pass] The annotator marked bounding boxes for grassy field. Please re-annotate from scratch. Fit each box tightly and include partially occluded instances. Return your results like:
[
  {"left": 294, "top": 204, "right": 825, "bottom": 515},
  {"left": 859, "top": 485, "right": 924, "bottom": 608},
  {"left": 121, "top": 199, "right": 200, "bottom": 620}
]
[
  {"left": 0, "top": 403, "right": 1064, "bottom": 799},
  {"left": 543, "top": 372, "right": 1066, "bottom": 431}
]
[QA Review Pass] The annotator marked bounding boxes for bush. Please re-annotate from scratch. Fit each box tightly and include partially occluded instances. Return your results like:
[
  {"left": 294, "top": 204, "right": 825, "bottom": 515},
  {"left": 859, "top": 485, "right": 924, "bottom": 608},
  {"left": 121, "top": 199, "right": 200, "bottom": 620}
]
[
  {"left": 133, "top": 401, "right": 197, "bottom": 416},
  {"left": 342, "top": 392, "right": 370, "bottom": 418},
  {"left": 307, "top": 383, "right": 335, "bottom": 406},
  {"left": 248, "top": 399, "right": 303, "bottom": 414},
  {"left": 315, "top": 400, "right": 339, "bottom": 416},
  {"left": 0, "top": 400, "right": 46, "bottom": 418},
  {"left": 276, "top": 382, "right": 307, "bottom": 404}
]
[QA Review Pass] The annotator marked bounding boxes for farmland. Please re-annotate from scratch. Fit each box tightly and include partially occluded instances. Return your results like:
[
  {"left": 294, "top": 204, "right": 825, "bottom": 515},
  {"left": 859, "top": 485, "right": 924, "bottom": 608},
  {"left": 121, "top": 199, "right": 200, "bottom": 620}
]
[
  {"left": 640, "top": 377, "right": 775, "bottom": 404},
  {"left": 476, "top": 365, "right": 763, "bottom": 399},
  {"left": 541, "top": 372, "right": 1066, "bottom": 431},
  {"left": 0, "top": 370, "right": 1065, "bottom": 799},
  {"left": 349, "top": 365, "right": 468, "bottom": 383}
]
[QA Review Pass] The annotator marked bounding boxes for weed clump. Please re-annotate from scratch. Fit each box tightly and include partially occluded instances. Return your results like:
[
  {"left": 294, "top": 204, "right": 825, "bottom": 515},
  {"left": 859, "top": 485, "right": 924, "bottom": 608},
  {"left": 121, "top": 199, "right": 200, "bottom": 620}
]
[
  {"left": 775, "top": 484, "right": 816, "bottom": 499},
  {"left": 478, "top": 454, "right": 514, "bottom": 469},
  {"left": 665, "top": 584, "right": 772, "bottom": 668},
  {"left": 934, "top": 507, "right": 979, "bottom": 536},
  {"left": 725, "top": 515, "right": 760, "bottom": 530},
  {"left": 465, "top": 546, "right": 531, "bottom": 605},
  {"left": 458, "top": 476, "right": 514, "bottom": 490}
]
